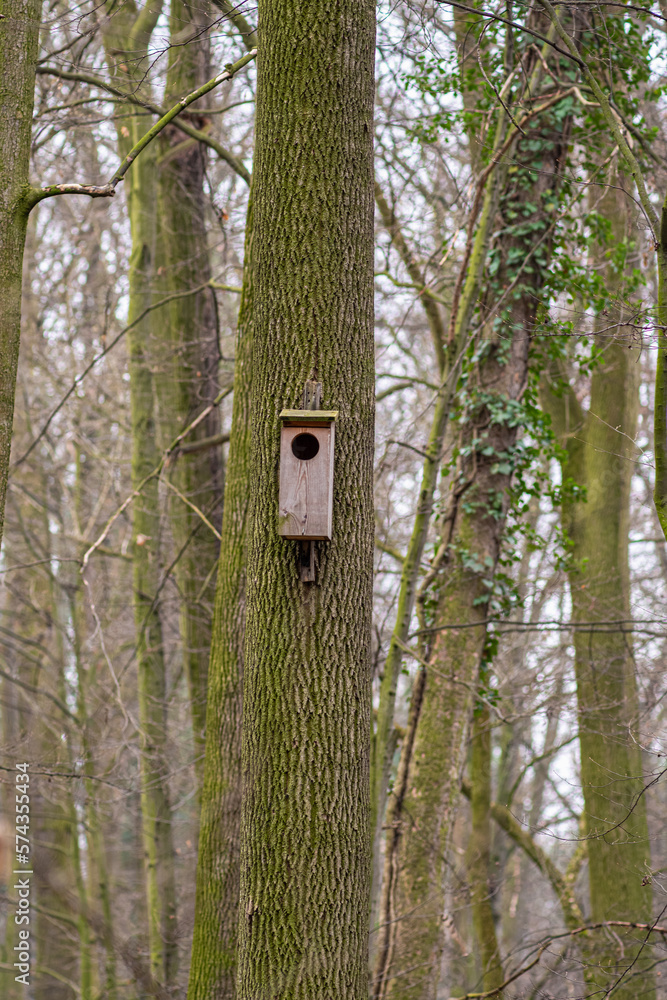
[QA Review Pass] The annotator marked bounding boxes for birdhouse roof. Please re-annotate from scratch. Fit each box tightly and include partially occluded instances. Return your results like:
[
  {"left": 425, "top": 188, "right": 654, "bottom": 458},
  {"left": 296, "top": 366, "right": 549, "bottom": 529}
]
[{"left": 279, "top": 409, "right": 338, "bottom": 425}]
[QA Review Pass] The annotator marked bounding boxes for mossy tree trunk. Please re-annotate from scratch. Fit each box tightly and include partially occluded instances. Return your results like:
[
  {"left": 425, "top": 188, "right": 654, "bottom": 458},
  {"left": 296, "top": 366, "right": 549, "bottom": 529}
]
[
  {"left": 369, "top": 49, "right": 520, "bottom": 941},
  {"left": 155, "top": 0, "right": 224, "bottom": 775},
  {"left": 655, "top": 228, "right": 667, "bottom": 537},
  {"left": 373, "top": 63, "right": 572, "bottom": 1000},
  {"left": 541, "top": 179, "right": 654, "bottom": 1000},
  {"left": 186, "top": 10, "right": 258, "bottom": 995},
  {"left": 101, "top": 2, "right": 179, "bottom": 986},
  {"left": 0, "top": 0, "right": 41, "bottom": 551},
  {"left": 465, "top": 705, "right": 504, "bottom": 996},
  {"left": 533, "top": 0, "right": 667, "bottom": 557},
  {"left": 453, "top": 1, "right": 489, "bottom": 172},
  {"left": 187, "top": 194, "right": 253, "bottom": 1000},
  {"left": 235, "top": 1, "right": 376, "bottom": 997}
]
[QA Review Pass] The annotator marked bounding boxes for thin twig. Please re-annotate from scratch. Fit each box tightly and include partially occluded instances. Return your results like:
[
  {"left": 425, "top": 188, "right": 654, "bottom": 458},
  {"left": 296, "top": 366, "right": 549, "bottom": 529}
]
[{"left": 163, "top": 480, "right": 222, "bottom": 541}]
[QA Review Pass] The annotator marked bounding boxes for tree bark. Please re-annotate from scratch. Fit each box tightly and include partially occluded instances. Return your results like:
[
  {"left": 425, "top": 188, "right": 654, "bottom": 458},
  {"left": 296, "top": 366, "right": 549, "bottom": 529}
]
[
  {"left": 235, "top": 2, "right": 376, "bottom": 996},
  {"left": 101, "top": 3, "right": 179, "bottom": 985},
  {"left": 369, "top": 99, "right": 512, "bottom": 943},
  {"left": 373, "top": 53, "right": 572, "bottom": 999},
  {"left": 187, "top": 194, "right": 254, "bottom": 1000},
  {"left": 186, "top": 10, "right": 259, "bottom": 996},
  {"left": 655, "top": 218, "right": 667, "bottom": 538},
  {"left": 0, "top": 0, "right": 41, "bottom": 551},
  {"left": 155, "top": 0, "right": 224, "bottom": 777},
  {"left": 541, "top": 179, "right": 654, "bottom": 1000},
  {"left": 69, "top": 439, "right": 118, "bottom": 1000},
  {"left": 11, "top": 502, "right": 79, "bottom": 1000},
  {"left": 465, "top": 705, "right": 504, "bottom": 996},
  {"left": 1, "top": 575, "right": 24, "bottom": 1000}
]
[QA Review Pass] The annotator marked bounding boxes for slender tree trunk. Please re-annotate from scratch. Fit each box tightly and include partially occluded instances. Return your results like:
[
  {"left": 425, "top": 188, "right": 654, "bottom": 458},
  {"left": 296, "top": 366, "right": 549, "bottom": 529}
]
[
  {"left": 369, "top": 29, "right": 554, "bottom": 936},
  {"left": 6, "top": 221, "right": 99, "bottom": 1000},
  {"left": 33, "top": 787, "right": 78, "bottom": 1000},
  {"left": 27, "top": 524, "right": 78, "bottom": 1000},
  {"left": 0, "top": 0, "right": 41, "bottom": 550},
  {"left": 129, "top": 146, "right": 180, "bottom": 993},
  {"left": 655, "top": 218, "right": 667, "bottom": 537},
  {"left": 1, "top": 579, "right": 26, "bottom": 1000},
  {"left": 460, "top": 776, "right": 586, "bottom": 934},
  {"left": 369, "top": 102, "right": 510, "bottom": 942},
  {"left": 187, "top": 193, "right": 253, "bottom": 1000},
  {"left": 542, "top": 179, "right": 654, "bottom": 1000},
  {"left": 155, "top": 0, "right": 224, "bottom": 776},
  {"left": 465, "top": 705, "right": 504, "bottom": 996},
  {"left": 69, "top": 447, "right": 118, "bottom": 1000},
  {"left": 101, "top": 4, "right": 179, "bottom": 985},
  {"left": 186, "top": 10, "right": 258, "bottom": 995},
  {"left": 47, "top": 554, "right": 94, "bottom": 1000},
  {"left": 126, "top": 115, "right": 180, "bottom": 1000},
  {"left": 373, "top": 60, "right": 571, "bottom": 1000},
  {"left": 235, "top": 2, "right": 376, "bottom": 996},
  {"left": 3, "top": 362, "right": 80, "bottom": 1000}
]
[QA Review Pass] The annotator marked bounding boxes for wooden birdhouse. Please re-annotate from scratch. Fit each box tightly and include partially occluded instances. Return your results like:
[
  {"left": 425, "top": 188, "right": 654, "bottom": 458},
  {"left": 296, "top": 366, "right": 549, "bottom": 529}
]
[{"left": 278, "top": 410, "right": 337, "bottom": 540}]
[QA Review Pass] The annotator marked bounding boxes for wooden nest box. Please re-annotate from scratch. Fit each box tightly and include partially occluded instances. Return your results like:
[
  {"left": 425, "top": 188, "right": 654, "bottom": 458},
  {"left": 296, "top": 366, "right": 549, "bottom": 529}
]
[{"left": 278, "top": 409, "right": 337, "bottom": 540}]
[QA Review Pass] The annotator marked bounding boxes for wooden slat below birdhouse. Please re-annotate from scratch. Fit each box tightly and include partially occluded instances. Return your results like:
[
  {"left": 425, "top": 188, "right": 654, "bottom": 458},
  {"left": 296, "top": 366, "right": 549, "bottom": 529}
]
[{"left": 278, "top": 411, "right": 336, "bottom": 540}]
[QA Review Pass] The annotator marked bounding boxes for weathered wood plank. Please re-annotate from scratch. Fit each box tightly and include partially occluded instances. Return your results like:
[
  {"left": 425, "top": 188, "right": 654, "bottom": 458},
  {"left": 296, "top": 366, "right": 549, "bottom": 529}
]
[{"left": 278, "top": 422, "right": 335, "bottom": 539}]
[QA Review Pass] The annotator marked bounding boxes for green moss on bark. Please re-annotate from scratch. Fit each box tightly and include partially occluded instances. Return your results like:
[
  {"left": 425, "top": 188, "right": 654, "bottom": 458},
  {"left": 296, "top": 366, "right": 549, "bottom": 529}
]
[
  {"left": 154, "top": 0, "right": 224, "bottom": 777},
  {"left": 102, "top": 4, "right": 179, "bottom": 985},
  {"left": 187, "top": 194, "right": 254, "bottom": 1000},
  {"left": 0, "top": 0, "right": 41, "bottom": 551},
  {"left": 466, "top": 706, "right": 504, "bottom": 995},
  {"left": 543, "top": 180, "right": 654, "bottom": 1000},
  {"left": 235, "top": 3, "right": 376, "bottom": 997},
  {"left": 373, "top": 70, "right": 571, "bottom": 1000}
]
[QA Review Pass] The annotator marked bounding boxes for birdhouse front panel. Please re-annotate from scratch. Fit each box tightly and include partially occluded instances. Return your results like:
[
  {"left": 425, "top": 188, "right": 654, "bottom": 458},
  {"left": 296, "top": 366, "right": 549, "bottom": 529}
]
[{"left": 278, "top": 418, "right": 335, "bottom": 540}]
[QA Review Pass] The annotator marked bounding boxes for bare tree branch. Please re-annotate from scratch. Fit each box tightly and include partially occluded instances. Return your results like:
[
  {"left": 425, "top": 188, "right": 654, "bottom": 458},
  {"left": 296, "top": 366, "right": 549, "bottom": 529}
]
[{"left": 26, "top": 47, "right": 257, "bottom": 209}]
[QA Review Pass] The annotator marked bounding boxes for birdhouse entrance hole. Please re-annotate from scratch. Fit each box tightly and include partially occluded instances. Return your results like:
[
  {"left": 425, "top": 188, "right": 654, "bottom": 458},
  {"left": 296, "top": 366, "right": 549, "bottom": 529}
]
[{"left": 292, "top": 433, "right": 320, "bottom": 461}]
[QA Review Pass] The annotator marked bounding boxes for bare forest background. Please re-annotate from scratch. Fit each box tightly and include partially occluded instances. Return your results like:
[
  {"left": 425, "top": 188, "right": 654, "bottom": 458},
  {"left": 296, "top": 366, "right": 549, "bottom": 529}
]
[{"left": 2, "top": 1, "right": 667, "bottom": 999}]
